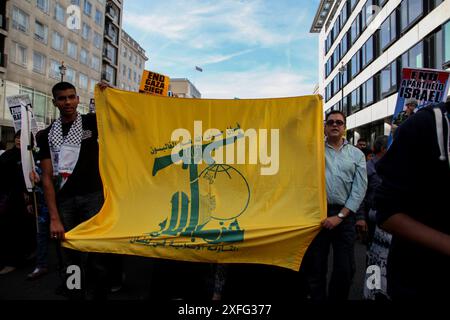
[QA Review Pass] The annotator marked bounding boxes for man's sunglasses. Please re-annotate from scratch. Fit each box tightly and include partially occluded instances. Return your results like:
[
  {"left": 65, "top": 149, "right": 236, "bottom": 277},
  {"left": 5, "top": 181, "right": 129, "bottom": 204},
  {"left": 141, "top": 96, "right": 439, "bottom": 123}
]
[{"left": 325, "top": 119, "right": 345, "bottom": 126}]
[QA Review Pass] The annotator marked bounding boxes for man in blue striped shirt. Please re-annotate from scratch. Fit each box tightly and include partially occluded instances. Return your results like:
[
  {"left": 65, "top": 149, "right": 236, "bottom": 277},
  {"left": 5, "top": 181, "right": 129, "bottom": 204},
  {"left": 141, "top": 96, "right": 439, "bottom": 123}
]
[{"left": 301, "top": 110, "right": 367, "bottom": 301}]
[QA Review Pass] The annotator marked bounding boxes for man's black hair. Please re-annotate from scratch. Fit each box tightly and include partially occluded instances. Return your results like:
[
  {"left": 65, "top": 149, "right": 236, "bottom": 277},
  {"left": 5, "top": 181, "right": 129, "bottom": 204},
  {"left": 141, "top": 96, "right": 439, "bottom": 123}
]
[
  {"left": 52, "top": 82, "right": 77, "bottom": 98},
  {"left": 325, "top": 110, "right": 346, "bottom": 122},
  {"left": 373, "top": 135, "right": 388, "bottom": 154},
  {"left": 357, "top": 137, "right": 367, "bottom": 143}
]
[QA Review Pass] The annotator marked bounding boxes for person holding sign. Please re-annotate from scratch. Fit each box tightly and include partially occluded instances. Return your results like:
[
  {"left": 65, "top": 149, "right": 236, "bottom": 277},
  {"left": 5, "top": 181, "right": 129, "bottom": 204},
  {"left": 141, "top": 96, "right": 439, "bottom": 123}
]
[{"left": 375, "top": 100, "right": 450, "bottom": 300}]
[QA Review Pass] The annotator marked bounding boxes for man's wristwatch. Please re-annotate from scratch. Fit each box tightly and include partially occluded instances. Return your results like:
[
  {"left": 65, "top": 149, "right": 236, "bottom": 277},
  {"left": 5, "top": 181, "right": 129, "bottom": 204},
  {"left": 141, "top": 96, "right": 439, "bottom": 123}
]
[{"left": 337, "top": 212, "right": 347, "bottom": 219}]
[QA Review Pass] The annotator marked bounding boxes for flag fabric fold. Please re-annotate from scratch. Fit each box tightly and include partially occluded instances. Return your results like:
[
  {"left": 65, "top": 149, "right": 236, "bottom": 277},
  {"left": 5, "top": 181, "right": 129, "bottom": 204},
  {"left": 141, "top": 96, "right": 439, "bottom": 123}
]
[{"left": 63, "top": 88, "right": 326, "bottom": 271}]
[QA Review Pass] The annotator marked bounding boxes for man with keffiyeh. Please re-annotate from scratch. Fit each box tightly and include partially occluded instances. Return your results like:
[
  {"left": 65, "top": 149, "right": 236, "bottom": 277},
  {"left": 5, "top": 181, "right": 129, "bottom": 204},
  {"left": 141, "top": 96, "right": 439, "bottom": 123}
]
[{"left": 37, "top": 82, "right": 108, "bottom": 299}]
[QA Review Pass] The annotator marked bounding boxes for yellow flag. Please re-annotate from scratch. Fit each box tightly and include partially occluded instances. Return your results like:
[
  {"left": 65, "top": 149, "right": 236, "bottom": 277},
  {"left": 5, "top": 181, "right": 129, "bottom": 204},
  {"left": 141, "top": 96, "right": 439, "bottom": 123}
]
[{"left": 63, "top": 88, "right": 326, "bottom": 271}]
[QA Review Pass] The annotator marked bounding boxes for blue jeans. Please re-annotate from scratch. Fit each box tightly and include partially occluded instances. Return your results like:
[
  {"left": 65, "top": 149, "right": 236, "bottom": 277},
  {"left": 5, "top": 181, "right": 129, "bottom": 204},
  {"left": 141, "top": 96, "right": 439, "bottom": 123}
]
[{"left": 57, "top": 191, "right": 107, "bottom": 299}]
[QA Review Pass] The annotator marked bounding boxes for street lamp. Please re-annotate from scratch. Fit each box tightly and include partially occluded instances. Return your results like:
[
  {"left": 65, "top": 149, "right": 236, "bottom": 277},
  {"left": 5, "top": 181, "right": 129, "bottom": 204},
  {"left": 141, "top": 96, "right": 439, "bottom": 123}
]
[
  {"left": 338, "top": 62, "right": 349, "bottom": 140},
  {"left": 59, "top": 61, "right": 66, "bottom": 82}
]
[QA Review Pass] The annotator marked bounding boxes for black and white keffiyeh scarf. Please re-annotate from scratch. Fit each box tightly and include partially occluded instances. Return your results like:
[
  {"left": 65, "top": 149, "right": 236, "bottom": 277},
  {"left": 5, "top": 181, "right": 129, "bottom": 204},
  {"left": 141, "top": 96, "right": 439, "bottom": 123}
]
[{"left": 48, "top": 112, "right": 82, "bottom": 190}]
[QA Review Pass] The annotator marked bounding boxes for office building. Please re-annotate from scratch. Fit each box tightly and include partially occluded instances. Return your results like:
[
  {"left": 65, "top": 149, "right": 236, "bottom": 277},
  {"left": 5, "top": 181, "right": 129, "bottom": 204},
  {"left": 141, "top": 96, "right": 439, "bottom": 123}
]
[
  {"left": 0, "top": 0, "right": 106, "bottom": 142},
  {"left": 101, "top": 0, "right": 122, "bottom": 86},
  {"left": 311, "top": 0, "right": 450, "bottom": 143},
  {"left": 117, "top": 29, "right": 148, "bottom": 92},
  {"left": 169, "top": 78, "right": 201, "bottom": 98}
]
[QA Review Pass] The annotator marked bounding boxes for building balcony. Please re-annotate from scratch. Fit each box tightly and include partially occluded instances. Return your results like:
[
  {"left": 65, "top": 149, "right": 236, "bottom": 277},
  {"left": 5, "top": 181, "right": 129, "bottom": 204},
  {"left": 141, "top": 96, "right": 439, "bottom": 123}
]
[
  {"left": 0, "top": 15, "right": 8, "bottom": 36},
  {"left": 105, "top": 2, "right": 120, "bottom": 27},
  {"left": 0, "top": 52, "right": 7, "bottom": 70},
  {"left": 102, "top": 51, "right": 112, "bottom": 64},
  {"left": 101, "top": 71, "right": 112, "bottom": 83},
  {"left": 104, "top": 30, "right": 119, "bottom": 46}
]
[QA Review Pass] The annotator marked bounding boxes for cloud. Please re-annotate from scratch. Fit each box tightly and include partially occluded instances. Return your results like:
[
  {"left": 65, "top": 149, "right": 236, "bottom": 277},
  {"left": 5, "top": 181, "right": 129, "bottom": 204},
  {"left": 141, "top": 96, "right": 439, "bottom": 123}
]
[
  {"left": 123, "top": 0, "right": 310, "bottom": 48},
  {"left": 195, "top": 68, "right": 315, "bottom": 99},
  {"left": 123, "top": 0, "right": 319, "bottom": 98},
  {"left": 202, "top": 49, "right": 254, "bottom": 65}
]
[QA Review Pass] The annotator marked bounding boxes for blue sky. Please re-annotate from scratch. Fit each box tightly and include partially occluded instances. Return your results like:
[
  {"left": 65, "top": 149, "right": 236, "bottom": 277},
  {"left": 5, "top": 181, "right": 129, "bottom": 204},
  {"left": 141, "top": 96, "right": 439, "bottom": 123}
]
[{"left": 123, "top": 0, "right": 320, "bottom": 99}]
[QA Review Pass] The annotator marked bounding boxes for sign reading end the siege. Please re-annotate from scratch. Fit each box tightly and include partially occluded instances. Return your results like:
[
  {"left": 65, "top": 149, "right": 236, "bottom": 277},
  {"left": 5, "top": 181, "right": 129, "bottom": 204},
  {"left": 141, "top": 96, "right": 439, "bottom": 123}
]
[{"left": 139, "top": 70, "right": 170, "bottom": 96}]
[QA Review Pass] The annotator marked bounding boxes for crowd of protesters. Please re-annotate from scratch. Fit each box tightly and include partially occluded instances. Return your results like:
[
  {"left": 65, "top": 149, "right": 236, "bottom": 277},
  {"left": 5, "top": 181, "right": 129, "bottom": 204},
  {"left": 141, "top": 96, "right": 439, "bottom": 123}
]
[{"left": 1, "top": 81, "right": 449, "bottom": 301}]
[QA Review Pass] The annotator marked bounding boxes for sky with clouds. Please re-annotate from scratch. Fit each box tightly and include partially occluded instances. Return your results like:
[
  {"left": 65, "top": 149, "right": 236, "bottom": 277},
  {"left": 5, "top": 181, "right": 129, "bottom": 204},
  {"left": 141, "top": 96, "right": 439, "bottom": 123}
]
[{"left": 123, "top": 0, "right": 320, "bottom": 99}]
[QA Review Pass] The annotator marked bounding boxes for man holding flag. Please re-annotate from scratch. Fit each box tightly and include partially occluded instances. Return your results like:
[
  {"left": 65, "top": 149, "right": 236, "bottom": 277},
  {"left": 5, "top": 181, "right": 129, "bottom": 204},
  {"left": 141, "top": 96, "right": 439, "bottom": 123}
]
[
  {"left": 37, "top": 82, "right": 108, "bottom": 299},
  {"left": 301, "top": 110, "right": 367, "bottom": 301}
]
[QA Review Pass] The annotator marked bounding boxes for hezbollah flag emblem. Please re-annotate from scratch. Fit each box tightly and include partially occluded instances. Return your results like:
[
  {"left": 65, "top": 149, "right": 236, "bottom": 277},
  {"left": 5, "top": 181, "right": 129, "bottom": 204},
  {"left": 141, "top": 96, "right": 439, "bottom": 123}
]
[{"left": 63, "top": 88, "right": 326, "bottom": 271}]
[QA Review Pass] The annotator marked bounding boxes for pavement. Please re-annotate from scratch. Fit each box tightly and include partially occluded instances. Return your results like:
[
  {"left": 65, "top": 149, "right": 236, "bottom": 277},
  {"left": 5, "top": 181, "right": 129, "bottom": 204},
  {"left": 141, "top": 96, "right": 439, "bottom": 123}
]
[{"left": 0, "top": 240, "right": 367, "bottom": 301}]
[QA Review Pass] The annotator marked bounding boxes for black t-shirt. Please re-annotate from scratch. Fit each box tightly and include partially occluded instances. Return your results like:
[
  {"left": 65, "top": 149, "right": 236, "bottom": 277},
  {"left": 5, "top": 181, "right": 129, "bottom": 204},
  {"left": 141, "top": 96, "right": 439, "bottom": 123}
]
[
  {"left": 0, "top": 147, "right": 26, "bottom": 196},
  {"left": 37, "top": 113, "right": 103, "bottom": 198},
  {"left": 375, "top": 102, "right": 450, "bottom": 297}
]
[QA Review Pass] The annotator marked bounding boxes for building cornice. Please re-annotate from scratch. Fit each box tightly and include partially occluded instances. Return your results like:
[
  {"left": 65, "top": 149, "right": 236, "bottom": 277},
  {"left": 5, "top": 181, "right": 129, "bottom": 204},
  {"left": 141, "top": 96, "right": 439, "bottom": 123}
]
[{"left": 310, "top": 0, "right": 335, "bottom": 33}]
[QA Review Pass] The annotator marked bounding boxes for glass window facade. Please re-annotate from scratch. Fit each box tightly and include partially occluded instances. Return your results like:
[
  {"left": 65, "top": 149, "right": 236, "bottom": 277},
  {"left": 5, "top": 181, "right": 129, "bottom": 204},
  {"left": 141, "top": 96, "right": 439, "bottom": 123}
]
[
  {"left": 105, "top": 43, "right": 117, "bottom": 64},
  {"left": 351, "top": 88, "right": 361, "bottom": 114},
  {"left": 402, "top": 41, "right": 423, "bottom": 68},
  {"left": 362, "top": 78, "right": 374, "bottom": 107},
  {"left": 80, "top": 48, "right": 89, "bottom": 65},
  {"left": 49, "top": 60, "right": 60, "bottom": 79},
  {"left": 91, "top": 55, "right": 100, "bottom": 71},
  {"left": 381, "top": 60, "right": 397, "bottom": 97},
  {"left": 351, "top": 51, "right": 360, "bottom": 78},
  {"left": 32, "top": 51, "right": 46, "bottom": 74},
  {"left": 37, "top": 0, "right": 49, "bottom": 13},
  {"left": 104, "top": 65, "right": 115, "bottom": 84},
  {"left": 55, "top": 3, "right": 64, "bottom": 24},
  {"left": 361, "top": 0, "right": 375, "bottom": 30},
  {"left": 67, "top": 41, "right": 77, "bottom": 60},
  {"left": 12, "top": 6, "right": 29, "bottom": 32},
  {"left": 351, "top": 15, "right": 361, "bottom": 45},
  {"left": 333, "top": 74, "right": 340, "bottom": 95},
  {"left": 341, "top": 32, "right": 348, "bottom": 57},
  {"left": 34, "top": 20, "right": 48, "bottom": 44},
  {"left": 444, "top": 21, "right": 450, "bottom": 66},
  {"left": 333, "top": 45, "right": 340, "bottom": 68},
  {"left": 322, "top": 0, "right": 450, "bottom": 111},
  {"left": 401, "top": 0, "right": 423, "bottom": 32},
  {"left": 65, "top": 66, "right": 76, "bottom": 83},
  {"left": 95, "top": 8, "right": 103, "bottom": 26},
  {"left": 79, "top": 73, "right": 88, "bottom": 90},
  {"left": 381, "top": 12, "right": 396, "bottom": 51},
  {"left": 333, "top": 18, "right": 340, "bottom": 42},
  {"left": 10, "top": 42, "right": 27, "bottom": 66},
  {"left": 82, "top": 23, "right": 91, "bottom": 40},
  {"left": 83, "top": 0, "right": 92, "bottom": 16},
  {"left": 93, "top": 32, "right": 102, "bottom": 49},
  {"left": 342, "top": 62, "right": 349, "bottom": 87},
  {"left": 52, "top": 31, "right": 64, "bottom": 51},
  {"left": 362, "top": 36, "right": 374, "bottom": 68},
  {"left": 340, "top": 1, "right": 348, "bottom": 29}
]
